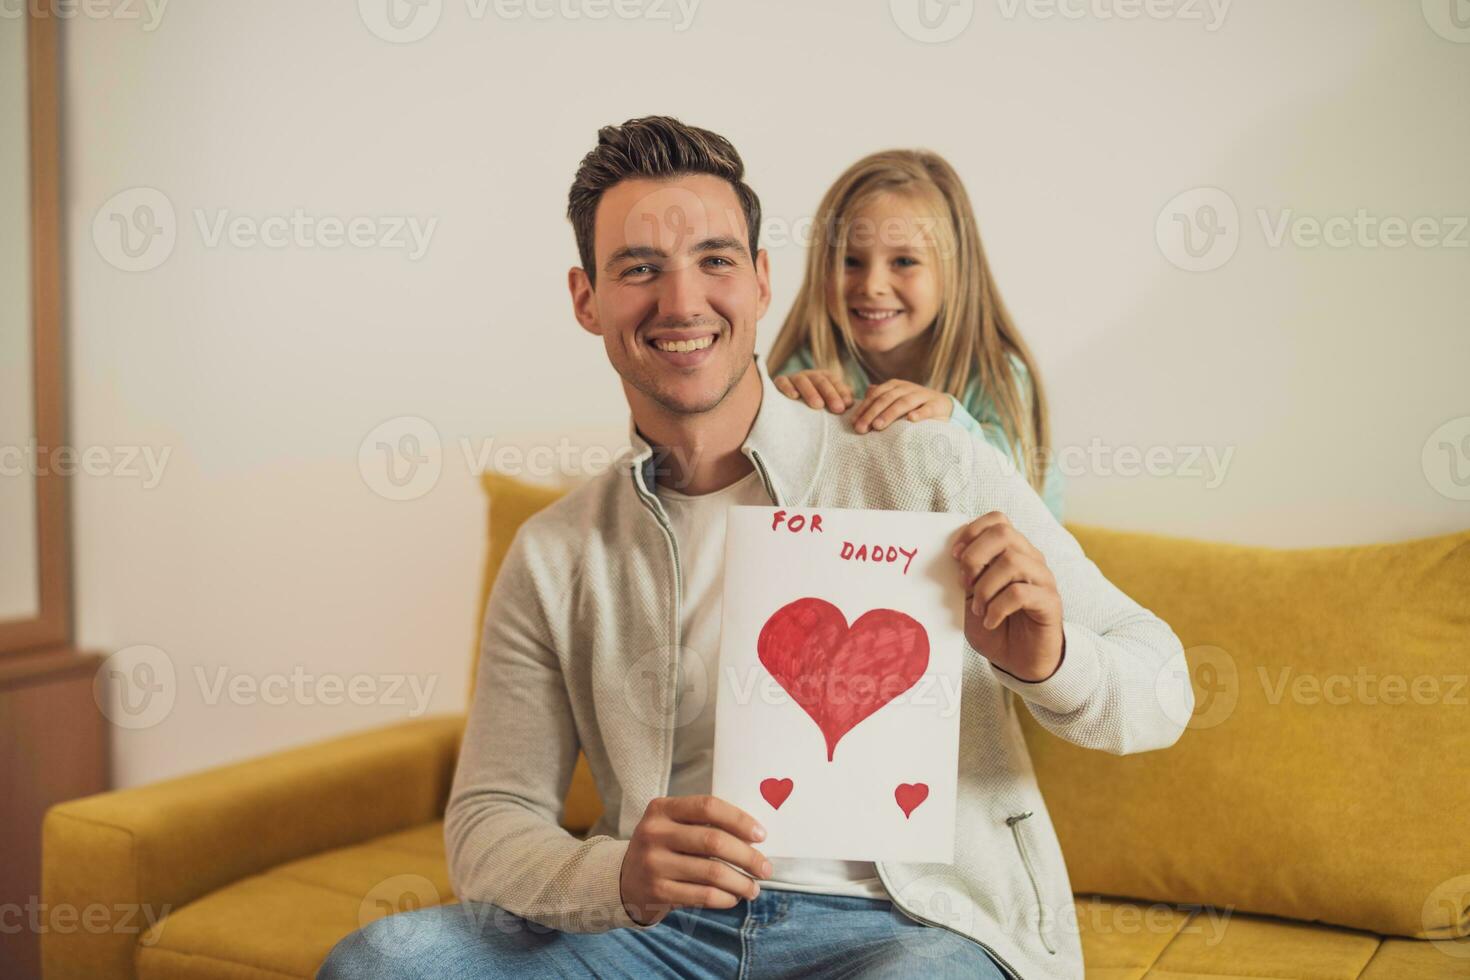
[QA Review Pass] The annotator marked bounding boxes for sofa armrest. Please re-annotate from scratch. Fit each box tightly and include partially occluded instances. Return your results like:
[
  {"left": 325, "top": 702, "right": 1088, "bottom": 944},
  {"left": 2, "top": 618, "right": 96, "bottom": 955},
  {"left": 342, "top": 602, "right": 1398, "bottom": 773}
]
[{"left": 41, "top": 713, "right": 464, "bottom": 980}]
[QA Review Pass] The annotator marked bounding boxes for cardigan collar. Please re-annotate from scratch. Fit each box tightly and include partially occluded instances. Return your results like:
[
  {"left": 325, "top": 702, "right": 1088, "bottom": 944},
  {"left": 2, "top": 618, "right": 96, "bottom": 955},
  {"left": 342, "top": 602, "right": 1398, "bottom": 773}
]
[{"left": 626, "top": 352, "right": 826, "bottom": 509}]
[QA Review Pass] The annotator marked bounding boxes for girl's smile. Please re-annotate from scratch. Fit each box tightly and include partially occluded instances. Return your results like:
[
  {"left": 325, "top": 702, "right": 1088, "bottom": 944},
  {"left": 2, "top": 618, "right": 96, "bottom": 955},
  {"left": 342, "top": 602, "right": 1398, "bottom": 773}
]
[{"left": 850, "top": 307, "right": 906, "bottom": 327}]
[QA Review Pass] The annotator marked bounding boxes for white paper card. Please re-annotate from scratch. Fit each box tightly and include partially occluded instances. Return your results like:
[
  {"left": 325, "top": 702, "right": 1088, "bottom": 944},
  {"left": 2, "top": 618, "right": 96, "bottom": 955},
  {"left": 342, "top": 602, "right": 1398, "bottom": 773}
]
[{"left": 711, "top": 505, "right": 969, "bottom": 864}]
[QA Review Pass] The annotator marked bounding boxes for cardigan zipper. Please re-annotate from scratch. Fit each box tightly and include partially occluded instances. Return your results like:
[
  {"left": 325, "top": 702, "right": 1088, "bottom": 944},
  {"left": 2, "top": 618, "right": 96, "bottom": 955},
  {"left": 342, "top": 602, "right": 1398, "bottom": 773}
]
[
  {"left": 631, "top": 465, "right": 683, "bottom": 798},
  {"left": 1006, "top": 810, "right": 1058, "bottom": 956},
  {"left": 746, "top": 448, "right": 779, "bottom": 504}
]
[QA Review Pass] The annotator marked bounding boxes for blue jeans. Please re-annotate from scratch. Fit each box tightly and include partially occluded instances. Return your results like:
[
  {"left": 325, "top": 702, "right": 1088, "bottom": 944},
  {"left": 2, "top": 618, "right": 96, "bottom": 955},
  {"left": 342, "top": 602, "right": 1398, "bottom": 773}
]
[{"left": 318, "top": 890, "right": 1007, "bottom": 979}]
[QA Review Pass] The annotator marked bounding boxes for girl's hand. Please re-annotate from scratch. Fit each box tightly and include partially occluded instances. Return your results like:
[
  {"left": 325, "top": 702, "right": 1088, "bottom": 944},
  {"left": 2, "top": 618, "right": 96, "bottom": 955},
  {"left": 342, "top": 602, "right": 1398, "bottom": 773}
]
[
  {"left": 773, "top": 369, "right": 853, "bottom": 414},
  {"left": 952, "top": 511, "right": 1065, "bottom": 683},
  {"left": 852, "top": 380, "right": 953, "bottom": 434}
]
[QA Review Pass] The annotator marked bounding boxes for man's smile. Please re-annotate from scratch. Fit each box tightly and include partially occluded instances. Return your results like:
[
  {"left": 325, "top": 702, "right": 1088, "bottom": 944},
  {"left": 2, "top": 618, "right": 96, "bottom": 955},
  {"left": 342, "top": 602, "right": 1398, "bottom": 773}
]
[{"left": 646, "top": 329, "right": 721, "bottom": 366}]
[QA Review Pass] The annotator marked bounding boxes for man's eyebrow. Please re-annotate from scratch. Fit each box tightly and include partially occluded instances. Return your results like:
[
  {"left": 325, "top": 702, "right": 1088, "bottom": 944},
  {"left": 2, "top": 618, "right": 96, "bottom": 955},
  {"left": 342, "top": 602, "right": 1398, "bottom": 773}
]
[
  {"left": 690, "top": 236, "right": 749, "bottom": 258},
  {"left": 602, "top": 236, "right": 750, "bottom": 273}
]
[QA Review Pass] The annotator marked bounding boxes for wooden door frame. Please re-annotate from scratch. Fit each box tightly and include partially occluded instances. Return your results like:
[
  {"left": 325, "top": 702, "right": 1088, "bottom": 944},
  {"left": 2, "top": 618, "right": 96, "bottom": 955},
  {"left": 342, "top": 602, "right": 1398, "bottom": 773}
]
[{"left": 0, "top": 10, "right": 69, "bottom": 656}]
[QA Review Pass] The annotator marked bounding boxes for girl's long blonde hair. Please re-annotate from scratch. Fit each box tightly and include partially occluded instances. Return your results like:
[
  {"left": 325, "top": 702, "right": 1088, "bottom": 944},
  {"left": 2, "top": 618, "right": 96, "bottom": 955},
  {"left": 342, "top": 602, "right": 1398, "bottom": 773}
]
[{"left": 768, "top": 150, "right": 1052, "bottom": 494}]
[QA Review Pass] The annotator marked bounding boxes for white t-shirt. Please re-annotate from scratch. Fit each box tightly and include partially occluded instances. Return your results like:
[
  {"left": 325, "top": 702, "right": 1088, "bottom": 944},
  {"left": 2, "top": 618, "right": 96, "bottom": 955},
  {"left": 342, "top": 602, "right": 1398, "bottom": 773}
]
[{"left": 656, "top": 467, "right": 888, "bottom": 901}]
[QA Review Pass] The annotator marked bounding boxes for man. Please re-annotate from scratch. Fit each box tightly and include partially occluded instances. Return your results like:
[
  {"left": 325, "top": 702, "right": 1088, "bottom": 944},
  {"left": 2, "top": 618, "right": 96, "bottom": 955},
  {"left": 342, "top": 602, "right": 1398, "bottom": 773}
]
[{"left": 320, "top": 116, "right": 1193, "bottom": 979}]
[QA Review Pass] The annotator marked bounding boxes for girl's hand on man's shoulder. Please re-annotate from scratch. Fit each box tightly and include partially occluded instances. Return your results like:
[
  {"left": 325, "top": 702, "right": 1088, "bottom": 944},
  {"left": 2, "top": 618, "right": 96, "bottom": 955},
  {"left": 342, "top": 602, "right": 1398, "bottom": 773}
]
[
  {"left": 773, "top": 369, "right": 853, "bottom": 414},
  {"left": 851, "top": 380, "right": 954, "bottom": 434}
]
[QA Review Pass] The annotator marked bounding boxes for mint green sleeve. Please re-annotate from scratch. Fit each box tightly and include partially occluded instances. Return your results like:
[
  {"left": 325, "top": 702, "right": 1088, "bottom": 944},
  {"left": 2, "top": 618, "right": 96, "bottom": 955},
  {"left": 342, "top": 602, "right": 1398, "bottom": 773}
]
[
  {"left": 772, "top": 346, "right": 815, "bottom": 378},
  {"left": 947, "top": 395, "right": 987, "bottom": 439},
  {"left": 1039, "top": 454, "right": 1065, "bottom": 523},
  {"left": 951, "top": 359, "right": 1066, "bottom": 522}
]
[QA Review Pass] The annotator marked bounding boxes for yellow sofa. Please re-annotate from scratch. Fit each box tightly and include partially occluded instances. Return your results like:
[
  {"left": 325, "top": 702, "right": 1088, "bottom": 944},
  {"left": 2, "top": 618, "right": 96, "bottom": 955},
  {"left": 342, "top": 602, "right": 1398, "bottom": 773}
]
[{"left": 42, "top": 474, "right": 1470, "bottom": 978}]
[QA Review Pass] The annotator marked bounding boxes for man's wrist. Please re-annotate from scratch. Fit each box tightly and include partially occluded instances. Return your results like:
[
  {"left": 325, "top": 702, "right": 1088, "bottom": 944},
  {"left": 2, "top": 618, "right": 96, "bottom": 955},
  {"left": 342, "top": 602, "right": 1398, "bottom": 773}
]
[
  {"left": 999, "top": 634, "right": 1066, "bottom": 684},
  {"left": 623, "top": 900, "right": 653, "bottom": 926},
  {"left": 618, "top": 876, "right": 662, "bottom": 927},
  {"left": 622, "top": 898, "right": 664, "bottom": 928}
]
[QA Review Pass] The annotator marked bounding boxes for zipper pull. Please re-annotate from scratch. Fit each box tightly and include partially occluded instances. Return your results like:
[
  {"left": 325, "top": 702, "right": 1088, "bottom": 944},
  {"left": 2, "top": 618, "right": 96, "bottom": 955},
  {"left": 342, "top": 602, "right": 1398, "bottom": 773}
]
[{"left": 1004, "top": 810, "right": 1034, "bottom": 826}]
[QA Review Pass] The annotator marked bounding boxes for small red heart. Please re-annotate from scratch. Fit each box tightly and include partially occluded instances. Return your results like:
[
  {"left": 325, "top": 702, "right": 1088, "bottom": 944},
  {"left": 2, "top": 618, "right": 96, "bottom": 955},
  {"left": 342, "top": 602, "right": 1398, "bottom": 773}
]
[
  {"left": 895, "top": 782, "right": 929, "bottom": 819},
  {"left": 760, "top": 777, "right": 794, "bottom": 810}
]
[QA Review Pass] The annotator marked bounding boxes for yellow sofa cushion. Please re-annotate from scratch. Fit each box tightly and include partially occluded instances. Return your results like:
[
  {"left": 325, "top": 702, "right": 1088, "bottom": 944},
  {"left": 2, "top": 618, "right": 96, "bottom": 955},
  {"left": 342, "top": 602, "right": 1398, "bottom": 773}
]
[
  {"left": 1074, "top": 896, "right": 1470, "bottom": 979},
  {"left": 1024, "top": 525, "right": 1470, "bottom": 942},
  {"left": 42, "top": 715, "right": 464, "bottom": 980},
  {"left": 137, "top": 824, "right": 454, "bottom": 979},
  {"left": 1074, "top": 896, "right": 1469, "bottom": 979}
]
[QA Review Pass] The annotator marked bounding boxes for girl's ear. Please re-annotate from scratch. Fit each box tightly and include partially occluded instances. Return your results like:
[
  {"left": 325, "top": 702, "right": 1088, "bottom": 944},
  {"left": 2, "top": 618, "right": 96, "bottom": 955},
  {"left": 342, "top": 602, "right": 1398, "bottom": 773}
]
[
  {"left": 567, "top": 266, "right": 603, "bottom": 337},
  {"left": 754, "top": 248, "right": 772, "bottom": 321}
]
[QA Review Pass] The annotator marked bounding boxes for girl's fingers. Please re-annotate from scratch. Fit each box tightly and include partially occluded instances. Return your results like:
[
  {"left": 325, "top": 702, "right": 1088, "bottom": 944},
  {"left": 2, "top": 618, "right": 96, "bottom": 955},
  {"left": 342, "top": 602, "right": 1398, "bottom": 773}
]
[
  {"left": 854, "top": 394, "right": 898, "bottom": 433},
  {"left": 792, "top": 375, "right": 826, "bottom": 409},
  {"left": 813, "top": 376, "right": 847, "bottom": 413},
  {"left": 868, "top": 392, "right": 929, "bottom": 430},
  {"left": 854, "top": 386, "right": 910, "bottom": 432},
  {"left": 817, "top": 370, "right": 854, "bottom": 402},
  {"left": 907, "top": 396, "right": 951, "bottom": 422},
  {"left": 779, "top": 371, "right": 857, "bottom": 412}
]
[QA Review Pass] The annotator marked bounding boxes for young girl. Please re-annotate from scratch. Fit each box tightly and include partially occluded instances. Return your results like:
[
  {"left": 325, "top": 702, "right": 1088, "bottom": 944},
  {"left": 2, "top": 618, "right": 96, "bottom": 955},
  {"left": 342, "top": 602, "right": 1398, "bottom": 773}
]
[{"left": 768, "top": 149, "right": 1064, "bottom": 519}]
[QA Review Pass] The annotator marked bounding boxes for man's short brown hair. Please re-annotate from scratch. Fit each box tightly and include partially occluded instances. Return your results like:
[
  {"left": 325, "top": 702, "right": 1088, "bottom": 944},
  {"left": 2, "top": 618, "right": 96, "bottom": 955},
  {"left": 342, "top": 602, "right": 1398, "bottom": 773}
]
[{"left": 567, "top": 115, "right": 762, "bottom": 284}]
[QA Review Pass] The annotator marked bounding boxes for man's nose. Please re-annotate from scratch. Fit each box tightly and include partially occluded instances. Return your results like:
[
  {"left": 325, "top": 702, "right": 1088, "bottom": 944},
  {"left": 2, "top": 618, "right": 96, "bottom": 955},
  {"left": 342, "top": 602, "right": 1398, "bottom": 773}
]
[{"left": 657, "top": 261, "right": 709, "bottom": 320}]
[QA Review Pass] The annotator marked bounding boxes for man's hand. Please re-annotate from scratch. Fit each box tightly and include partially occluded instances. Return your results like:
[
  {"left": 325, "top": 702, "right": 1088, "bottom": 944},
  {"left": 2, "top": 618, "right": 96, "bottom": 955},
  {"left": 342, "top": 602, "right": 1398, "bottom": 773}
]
[
  {"left": 952, "top": 511, "right": 1065, "bottom": 682},
  {"left": 619, "top": 795, "right": 772, "bottom": 927}
]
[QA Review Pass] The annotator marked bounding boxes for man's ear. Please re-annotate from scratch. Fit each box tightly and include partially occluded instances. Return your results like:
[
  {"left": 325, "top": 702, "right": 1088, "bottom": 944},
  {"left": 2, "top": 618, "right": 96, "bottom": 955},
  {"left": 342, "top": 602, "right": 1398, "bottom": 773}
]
[
  {"left": 568, "top": 266, "right": 602, "bottom": 336},
  {"left": 754, "top": 248, "right": 772, "bottom": 322}
]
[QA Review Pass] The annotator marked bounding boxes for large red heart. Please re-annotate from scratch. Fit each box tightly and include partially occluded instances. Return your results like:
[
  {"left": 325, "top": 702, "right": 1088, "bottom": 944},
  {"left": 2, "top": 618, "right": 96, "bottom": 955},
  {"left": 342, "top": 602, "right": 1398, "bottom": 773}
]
[{"left": 757, "top": 597, "right": 930, "bottom": 761}]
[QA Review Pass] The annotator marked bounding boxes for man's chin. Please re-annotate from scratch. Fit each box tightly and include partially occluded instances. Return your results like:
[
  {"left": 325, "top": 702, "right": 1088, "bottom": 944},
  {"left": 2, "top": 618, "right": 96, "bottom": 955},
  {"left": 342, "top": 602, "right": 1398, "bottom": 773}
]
[
  {"left": 645, "top": 384, "right": 730, "bottom": 417},
  {"left": 632, "top": 363, "right": 748, "bottom": 418}
]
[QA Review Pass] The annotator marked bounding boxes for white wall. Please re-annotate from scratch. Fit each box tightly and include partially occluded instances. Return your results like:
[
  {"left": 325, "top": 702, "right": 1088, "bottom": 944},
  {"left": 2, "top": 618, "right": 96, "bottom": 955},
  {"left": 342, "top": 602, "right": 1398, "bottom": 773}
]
[{"left": 59, "top": 0, "right": 1470, "bottom": 788}]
